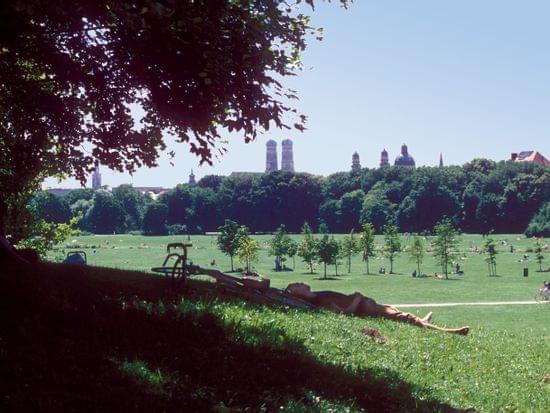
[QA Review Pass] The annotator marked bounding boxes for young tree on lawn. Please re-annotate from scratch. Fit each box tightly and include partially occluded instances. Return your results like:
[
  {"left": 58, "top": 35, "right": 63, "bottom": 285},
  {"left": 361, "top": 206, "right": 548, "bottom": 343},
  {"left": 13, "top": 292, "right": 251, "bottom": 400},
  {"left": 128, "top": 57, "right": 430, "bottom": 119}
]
[
  {"left": 317, "top": 234, "right": 340, "bottom": 279},
  {"left": 287, "top": 238, "right": 298, "bottom": 270},
  {"left": 341, "top": 229, "right": 360, "bottom": 273},
  {"left": 268, "top": 225, "right": 292, "bottom": 271},
  {"left": 483, "top": 236, "right": 498, "bottom": 276},
  {"left": 217, "top": 220, "right": 247, "bottom": 272},
  {"left": 383, "top": 225, "right": 401, "bottom": 274},
  {"left": 534, "top": 239, "right": 545, "bottom": 272},
  {"left": 236, "top": 237, "right": 260, "bottom": 274},
  {"left": 335, "top": 240, "right": 346, "bottom": 276},
  {"left": 408, "top": 235, "right": 425, "bottom": 276},
  {"left": 297, "top": 222, "right": 318, "bottom": 274},
  {"left": 433, "top": 219, "right": 459, "bottom": 279},
  {"left": 359, "top": 223, "right": 376, "bottom": 274},
  {"left": 0, "top": 0, "right": 345, "bottom": 260}
]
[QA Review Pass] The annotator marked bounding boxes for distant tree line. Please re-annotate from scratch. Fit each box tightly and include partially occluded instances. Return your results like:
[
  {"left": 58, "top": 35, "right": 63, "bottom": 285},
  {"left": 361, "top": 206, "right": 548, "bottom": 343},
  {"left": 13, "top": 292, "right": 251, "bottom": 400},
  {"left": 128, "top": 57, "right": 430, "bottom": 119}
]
[{"left": 32, "top": 159, "right": 550, "bottom": 236}]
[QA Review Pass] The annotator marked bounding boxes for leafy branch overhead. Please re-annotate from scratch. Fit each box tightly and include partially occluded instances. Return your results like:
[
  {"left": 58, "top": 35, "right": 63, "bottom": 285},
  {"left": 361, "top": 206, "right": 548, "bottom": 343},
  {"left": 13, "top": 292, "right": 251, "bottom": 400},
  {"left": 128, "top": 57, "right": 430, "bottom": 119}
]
[
  {"left": 1, "top": 1, "right": 327, "bottom": 179},
  {"left": 0, "top": 0, "right": 346, "bottom": 239}
]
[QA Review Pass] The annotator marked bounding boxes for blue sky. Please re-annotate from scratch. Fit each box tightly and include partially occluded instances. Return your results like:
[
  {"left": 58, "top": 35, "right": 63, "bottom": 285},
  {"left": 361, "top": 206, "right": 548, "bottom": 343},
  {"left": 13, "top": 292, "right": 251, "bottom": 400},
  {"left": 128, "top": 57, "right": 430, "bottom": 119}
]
[{"left": 45, "top": 0, "right": 550, "bottom": 189}]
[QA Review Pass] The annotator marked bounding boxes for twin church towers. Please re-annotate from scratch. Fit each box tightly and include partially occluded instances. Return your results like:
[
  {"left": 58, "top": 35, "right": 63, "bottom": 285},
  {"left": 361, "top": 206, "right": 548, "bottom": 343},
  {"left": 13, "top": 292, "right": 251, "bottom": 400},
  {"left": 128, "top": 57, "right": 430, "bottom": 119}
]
[{"left": 265, "top": 139, "right": 295, "bottom": 172}]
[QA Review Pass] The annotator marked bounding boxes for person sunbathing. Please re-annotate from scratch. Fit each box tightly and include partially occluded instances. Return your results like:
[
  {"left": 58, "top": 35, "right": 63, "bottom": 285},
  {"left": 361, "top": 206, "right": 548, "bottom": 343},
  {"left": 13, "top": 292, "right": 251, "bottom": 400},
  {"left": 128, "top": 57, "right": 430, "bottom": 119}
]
[{"left": 285, "top": 283, "right": 469, "bottom": 335}]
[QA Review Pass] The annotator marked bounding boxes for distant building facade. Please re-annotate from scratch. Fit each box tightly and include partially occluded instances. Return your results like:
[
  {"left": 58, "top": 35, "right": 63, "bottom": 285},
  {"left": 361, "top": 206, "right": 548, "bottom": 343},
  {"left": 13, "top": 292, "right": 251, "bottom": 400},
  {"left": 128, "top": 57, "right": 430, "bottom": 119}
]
[
  {"left": 265, "top": 140, "right": 278, "bottom": 172},
  {"left": 380, "top": 149, "right": 390, "bottom": 167},
  {"left": 351, "top": 152, "right": 361, "bottom": 171},
  {"left": 281, "top": 139, "right": 295, "bottom": 172},
  {"left": 510, "top": 151, "right": 550, "bottom": 167},
  {"left": 229, "top": 172, "right": 263, "bottom": 177},
  {"left": 394, "top": 144, "right": 416, "bottom": 168},
  {"left": 45, "top": 188, "right": 74, "bottom": 197}
]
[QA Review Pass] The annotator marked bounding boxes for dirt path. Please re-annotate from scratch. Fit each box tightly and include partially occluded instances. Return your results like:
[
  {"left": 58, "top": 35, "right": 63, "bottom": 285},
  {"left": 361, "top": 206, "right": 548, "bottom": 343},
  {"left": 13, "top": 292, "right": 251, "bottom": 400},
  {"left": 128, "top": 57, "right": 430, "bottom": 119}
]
[{"left": 390, "top": 301, "right": 549, "bottom": 308}]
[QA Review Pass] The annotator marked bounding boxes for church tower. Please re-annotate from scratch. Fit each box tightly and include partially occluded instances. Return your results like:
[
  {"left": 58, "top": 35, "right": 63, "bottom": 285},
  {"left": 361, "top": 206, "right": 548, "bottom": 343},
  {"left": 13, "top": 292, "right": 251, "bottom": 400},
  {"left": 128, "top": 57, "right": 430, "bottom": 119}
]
[
  {"left": 92, "top": 163, "right": 102, "bottom": 189},
  {"left": 265, "top": 140, "right": 278, "bottom": 172},
  {"left": 281, "top": 139, "right": 295, "bottom": 172},
  {"left": 380, "top": 149, "right": 390, "bottom": 167},
  {"left": 189, "top": 169, "right": 196, "bottom": 184},
  {"left": 394, "top": 144, "right": 416, "bottom": 168},
  {"left": 351, "top": 152, "right": 361, "bottom": 171}
]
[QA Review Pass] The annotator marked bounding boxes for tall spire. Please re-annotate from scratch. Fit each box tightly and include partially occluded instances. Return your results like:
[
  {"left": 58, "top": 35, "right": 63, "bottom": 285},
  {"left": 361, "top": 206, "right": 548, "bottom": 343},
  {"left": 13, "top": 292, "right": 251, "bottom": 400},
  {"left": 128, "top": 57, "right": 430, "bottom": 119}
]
[
  {"left": 92, "top": 162, "right": 102, "bottom": 189},
  {"left": 439, "top": 153, "right": 444, "bottom": 168},
  {"left": 281, "top": 139, "right": 295, "bottom": 172},
  {"left": 265, "top": 140, "right": 278, "bottom": 172},
  {"left": 189, "top": 169, "right": 196, "bottom": 184}
]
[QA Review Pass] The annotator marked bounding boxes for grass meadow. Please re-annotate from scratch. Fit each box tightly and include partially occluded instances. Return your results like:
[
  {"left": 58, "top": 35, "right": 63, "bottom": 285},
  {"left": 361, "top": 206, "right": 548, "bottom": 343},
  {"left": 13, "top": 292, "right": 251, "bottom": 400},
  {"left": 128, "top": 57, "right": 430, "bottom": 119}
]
[
  {"left": 26, "top": 233, "right": 549, "bottom": 412},
  {"left": 49, "top": 233, "right": 549, "bottom": 335}
]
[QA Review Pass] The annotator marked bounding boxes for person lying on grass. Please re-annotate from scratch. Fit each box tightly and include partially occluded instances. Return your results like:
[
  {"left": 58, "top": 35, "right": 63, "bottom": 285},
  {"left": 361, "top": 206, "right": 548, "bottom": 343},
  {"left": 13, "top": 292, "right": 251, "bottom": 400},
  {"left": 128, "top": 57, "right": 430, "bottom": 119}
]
[{"left": 285, "top": 283, "right": 470, "bottom": 335}]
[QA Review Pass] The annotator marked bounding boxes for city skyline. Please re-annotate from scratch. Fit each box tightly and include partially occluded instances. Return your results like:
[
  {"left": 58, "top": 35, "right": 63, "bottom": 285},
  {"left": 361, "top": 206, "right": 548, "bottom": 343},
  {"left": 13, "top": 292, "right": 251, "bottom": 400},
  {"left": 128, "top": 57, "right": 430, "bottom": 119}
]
[
  {"left": 43, "top": 138, "right": 546, "bottom": 189},
  {"left": 44, "top": 1, "right": 550, "bottom": 189}
]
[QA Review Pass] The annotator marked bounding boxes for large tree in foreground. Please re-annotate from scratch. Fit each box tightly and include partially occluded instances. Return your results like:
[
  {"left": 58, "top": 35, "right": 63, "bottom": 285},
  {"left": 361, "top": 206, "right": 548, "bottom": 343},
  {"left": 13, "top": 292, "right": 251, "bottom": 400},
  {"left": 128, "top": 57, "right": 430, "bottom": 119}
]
[{"left": 0, "top": 0, "right": 345, "bottom": 257}]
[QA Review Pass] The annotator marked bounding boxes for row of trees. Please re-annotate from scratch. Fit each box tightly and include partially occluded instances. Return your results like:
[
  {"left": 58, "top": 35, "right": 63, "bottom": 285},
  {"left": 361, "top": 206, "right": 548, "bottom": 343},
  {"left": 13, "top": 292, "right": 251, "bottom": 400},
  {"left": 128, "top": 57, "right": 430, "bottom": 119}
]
[
  {"left": 217, "top": 219, "right": 453, "bottom": 278},
  {"left": 33, "top": 159, "right": 550, "bottom": 236},
  {"left": 217, "top": 218, "right": 547, "bottom": 277}
]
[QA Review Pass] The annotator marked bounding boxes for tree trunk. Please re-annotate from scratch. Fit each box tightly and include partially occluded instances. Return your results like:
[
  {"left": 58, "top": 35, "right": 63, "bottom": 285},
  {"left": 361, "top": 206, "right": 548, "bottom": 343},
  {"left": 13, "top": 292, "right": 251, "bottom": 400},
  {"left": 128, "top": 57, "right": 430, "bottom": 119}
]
[
  {"left": 390, "top": 257, "right": 394, "bottom": 274},
  {"left": 348, "top": 255, "right": 351, "bottom": 273},
  {"left": 366, "top": 258, "right": 370, "bottom": 275},
  {"left": 323, "top": 262, "right": 327, "bottom": 279},
  {"left": 0, "top": 233, "right": 28, "bottom": 264},
  {"left": 230, "top": 255, "right": 234, "bottom": 272},
  {"left": 417, "top": 262, "right": 421, "bottom": 276}
]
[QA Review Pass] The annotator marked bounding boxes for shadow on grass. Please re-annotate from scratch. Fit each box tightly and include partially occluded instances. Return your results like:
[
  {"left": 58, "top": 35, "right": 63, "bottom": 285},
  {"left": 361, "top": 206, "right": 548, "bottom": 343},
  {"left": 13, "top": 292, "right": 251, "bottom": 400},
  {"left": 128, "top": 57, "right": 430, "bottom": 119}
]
[
  {"left": 1, "top": 262, "right": 465, "bottom": 412},
  {"left": 313, "top": 277, "right": 342, "bottom": 281}
]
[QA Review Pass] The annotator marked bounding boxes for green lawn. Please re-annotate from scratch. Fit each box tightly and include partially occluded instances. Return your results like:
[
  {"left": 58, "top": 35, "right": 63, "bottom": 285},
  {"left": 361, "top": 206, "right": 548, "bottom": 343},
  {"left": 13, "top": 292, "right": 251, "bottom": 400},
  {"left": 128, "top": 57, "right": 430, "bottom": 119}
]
[{"left": 49, "top": 233, "right": 550, "bottom": 333}]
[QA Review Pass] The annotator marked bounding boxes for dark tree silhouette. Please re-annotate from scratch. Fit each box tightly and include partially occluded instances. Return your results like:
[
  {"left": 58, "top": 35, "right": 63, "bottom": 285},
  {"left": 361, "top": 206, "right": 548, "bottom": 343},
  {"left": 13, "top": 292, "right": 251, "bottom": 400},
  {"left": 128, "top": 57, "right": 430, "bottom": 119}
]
[{"left": 0, "top": 0, "right": 346, "bottom": 258}]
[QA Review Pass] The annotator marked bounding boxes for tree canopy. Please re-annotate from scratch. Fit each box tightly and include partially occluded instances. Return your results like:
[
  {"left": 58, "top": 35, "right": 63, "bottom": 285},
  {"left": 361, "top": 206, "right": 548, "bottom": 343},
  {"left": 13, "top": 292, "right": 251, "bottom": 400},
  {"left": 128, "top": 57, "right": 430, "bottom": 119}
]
[
  {"left": 0, "top": 0, "right": 346, "bottom": 240},
  {"left": 25, "top": 161, "right": 550, "bottom": 239}
]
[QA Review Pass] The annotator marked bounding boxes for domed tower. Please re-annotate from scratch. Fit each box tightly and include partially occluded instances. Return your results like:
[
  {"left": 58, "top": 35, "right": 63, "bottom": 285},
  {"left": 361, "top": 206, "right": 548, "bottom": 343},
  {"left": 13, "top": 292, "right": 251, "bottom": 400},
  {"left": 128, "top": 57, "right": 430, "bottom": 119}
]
[
  {"left": 380, "top": 149, "right": 390, "bottom": 168},
  {"left": 394, "top": 144, "right": 415, "bottom": 168},
  {"left": 281, "top": 139, "right": 294, "bottom": 172},
  {"left": 351, "top": 152, "right": 361, "bottom": 171},
  {"left": 265, "top": 139, "right": 278, "bottom": 172}
]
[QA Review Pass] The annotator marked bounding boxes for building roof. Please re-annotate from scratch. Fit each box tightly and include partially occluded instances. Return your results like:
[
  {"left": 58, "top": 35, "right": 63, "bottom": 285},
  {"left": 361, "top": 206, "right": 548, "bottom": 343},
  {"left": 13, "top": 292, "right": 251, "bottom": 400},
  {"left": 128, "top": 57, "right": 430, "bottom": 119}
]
[{"left": 514, "top": 151, "right": 550, "bottom": 166}]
